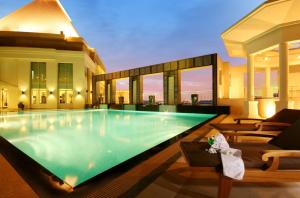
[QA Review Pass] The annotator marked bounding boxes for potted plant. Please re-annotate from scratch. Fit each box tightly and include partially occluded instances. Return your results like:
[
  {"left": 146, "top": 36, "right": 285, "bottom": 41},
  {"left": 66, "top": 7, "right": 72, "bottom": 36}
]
[{"left": 18, "top": 102, "right": 25, "bottom": 111}]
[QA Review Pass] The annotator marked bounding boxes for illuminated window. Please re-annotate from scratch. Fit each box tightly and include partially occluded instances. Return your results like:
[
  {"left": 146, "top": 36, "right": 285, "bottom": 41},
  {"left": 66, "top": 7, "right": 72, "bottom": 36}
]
[
  {"left": 0, "top": 88, "right": 8, "bottom": 108},
  {"left": 31, "top": 62, "right": 47, "bottom": 104},
  {"left": 58, "top": 63, "right": 73, "bottom": 104}
]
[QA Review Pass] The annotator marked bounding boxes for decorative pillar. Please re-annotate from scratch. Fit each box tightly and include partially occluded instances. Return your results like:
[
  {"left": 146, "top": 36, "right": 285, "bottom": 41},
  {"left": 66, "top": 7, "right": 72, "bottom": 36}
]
[
  {"left": 92, "top": 76, "right": 97, "bottom": 105},
  {"left": 264, "top": 66, "right": 272, "bottom": 98},
  {"left": 86, "top": 69, "right": 93, "bottom": 105},
  {"left": 244, "top": 54, "right": 259, "bottom": 118},
  {"left": 276, "top": 42, "right": 294, "bottom": 111},
  {"left": 247, "top": 54, "right": 255, "bottom": 101},
  {"left": 105, "top": 80, "right": 116, "bottom": 104},
  {"left": 129, "top": 76, "right": 143, "bottom": 104},
  {"left": 163, "top": 70, "right": 181, "bottom": 105}
]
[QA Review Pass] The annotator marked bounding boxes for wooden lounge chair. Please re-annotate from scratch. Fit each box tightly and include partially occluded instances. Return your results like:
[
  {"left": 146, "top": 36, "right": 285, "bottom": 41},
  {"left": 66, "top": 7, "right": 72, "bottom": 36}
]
[
  {"left": 210, "top": 109, "right": 300, "bottom": 142},
  {"left": 180, "top": 118, "right": 300, "bottom": 198}
]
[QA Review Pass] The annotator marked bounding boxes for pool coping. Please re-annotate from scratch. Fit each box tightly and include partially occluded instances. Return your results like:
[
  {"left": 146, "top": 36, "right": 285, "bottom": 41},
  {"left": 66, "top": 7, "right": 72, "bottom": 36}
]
[{"left": 0, "top": 113, "right": 227, "bottom": 197}]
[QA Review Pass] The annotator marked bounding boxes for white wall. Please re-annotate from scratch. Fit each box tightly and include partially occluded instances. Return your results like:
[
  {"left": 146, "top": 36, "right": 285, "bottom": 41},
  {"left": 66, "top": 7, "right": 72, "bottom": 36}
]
[{"left": 229, "top": 66, "right": 246, "bottom": 99}]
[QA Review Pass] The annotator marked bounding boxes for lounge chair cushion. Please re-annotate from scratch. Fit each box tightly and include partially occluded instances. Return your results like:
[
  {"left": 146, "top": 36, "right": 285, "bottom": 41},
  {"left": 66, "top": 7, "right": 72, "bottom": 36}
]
[
  {"left": 210, "top": 123, "right": 258, "bottom": 132},
  {"left": 211, "top": 123, "right": 285, "bottom": 132},
  {"left": 269, "top": 118, "right": 300, "bottom": 150},
  {"left": 266, "top": 108, "right": 300, "bottom": 124},
  {"left": 231, "top": 143, "right": 300, "bottom": 170},
  {"left": 181, "top": 142, "right": 300, "bottom": 170},
  {"left": 230, "top": 143, "right": 279, "bottom": 168},
  {"left": 180, "top": 142, "right": 221, "bottom": 167}
]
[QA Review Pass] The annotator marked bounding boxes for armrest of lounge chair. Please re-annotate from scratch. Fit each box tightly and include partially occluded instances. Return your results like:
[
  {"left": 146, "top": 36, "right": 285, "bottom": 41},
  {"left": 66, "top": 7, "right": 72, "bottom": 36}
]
[
  {"left": 234, "top": 118, "right": 265, "bottom": 124},
  {"left": 255, "top": 122, "right": 291, "bottom": 130},
  {"left": 222, "top": 131, "right": 280, "bottom": 138},
  {"left": 262, "top": 150, "right": 300, "bottom": 171}
]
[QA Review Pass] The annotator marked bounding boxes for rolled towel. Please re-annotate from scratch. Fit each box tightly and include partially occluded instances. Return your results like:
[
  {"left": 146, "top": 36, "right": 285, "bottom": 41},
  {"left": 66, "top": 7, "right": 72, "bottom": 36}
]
[{"left": 208, "top": 133, "right": 230, "bottom": 154}]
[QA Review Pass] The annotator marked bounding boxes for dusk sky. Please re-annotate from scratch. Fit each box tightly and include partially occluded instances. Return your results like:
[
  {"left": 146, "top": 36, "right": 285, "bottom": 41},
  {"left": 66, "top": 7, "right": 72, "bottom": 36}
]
[
  {"left": 0, "top": 0, "right": 265, "bottom": 72},
  {"left": 0, "top": 0, "right": 266, "bottom": 102}
]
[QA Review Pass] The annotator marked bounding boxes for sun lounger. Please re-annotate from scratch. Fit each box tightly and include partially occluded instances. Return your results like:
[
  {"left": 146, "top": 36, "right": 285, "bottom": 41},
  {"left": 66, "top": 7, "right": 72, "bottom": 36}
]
[
  {"left": 180, "top": 118, "right": 300, "bottom": 198},
  {"left": 210, "top": 109, "right": 300, "bottom": 142}
]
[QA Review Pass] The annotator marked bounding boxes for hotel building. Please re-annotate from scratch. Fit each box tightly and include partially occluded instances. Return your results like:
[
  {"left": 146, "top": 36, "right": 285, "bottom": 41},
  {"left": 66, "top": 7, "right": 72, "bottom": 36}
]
[
  {"left": 1, "top": 0, "right": 300, "bottom": 119},
  {"left": 0, "top": 0, "right": 105, "bottom": 109}
]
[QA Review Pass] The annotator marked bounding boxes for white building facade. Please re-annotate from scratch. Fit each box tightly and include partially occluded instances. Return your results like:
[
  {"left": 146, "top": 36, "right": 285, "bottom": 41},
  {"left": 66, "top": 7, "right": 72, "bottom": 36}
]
[{"left": 221, "top": 0, "right": 300, "bottom": 118}]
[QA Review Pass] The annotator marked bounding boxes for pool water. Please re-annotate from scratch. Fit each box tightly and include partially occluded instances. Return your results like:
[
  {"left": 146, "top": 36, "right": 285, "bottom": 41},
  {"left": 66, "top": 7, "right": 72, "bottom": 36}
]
[{"left": 0, "top": 110, "right": 215, "bottom": 187}]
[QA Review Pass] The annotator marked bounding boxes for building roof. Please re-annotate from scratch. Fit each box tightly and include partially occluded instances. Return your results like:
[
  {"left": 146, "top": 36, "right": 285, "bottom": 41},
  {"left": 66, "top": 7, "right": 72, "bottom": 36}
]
[
  {"left": 0, "top": 0, "right": 106, "bottom": 69},
  {"left": 0, "top": 0, "right": 79, "bottom": 38},
  {"left": 222, "top": 0, "right": 300, "bottom": 57}
]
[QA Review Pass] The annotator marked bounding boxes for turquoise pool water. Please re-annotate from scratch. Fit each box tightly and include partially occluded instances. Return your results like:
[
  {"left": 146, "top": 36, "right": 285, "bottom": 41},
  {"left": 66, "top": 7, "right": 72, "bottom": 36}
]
[{"left": 0, "top": 110, "right": 215, "bottom": 187}]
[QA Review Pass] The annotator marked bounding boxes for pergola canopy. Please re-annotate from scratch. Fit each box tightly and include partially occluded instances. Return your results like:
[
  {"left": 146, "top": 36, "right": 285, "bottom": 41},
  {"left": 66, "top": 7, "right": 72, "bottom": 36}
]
[
  {"left": 222, "top": 0, "right": 300, "bottom": 57},
  {"left": 0, "top": 0, "right": 80, "bottom": 38}
]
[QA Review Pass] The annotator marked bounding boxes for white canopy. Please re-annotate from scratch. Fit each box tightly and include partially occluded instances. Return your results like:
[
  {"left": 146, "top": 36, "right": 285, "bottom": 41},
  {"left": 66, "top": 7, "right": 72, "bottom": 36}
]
[{"left": 222, "top": 0, "right": 300, "bottom": 57}]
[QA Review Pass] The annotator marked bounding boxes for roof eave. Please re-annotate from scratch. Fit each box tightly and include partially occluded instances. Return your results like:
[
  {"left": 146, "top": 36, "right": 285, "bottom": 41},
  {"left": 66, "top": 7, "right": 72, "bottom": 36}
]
[{"left": 221, "top": 0, "right": 281, "bottom": 38}]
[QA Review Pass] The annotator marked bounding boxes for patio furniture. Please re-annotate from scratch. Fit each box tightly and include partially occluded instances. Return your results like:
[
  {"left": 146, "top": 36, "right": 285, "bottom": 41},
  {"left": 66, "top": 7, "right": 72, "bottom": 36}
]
[
  {"left": 210, "top": 109, "right": 300, "bottom": 142},
  {"left": 180, "top": 118, "right": 300, "bottom": 198}
]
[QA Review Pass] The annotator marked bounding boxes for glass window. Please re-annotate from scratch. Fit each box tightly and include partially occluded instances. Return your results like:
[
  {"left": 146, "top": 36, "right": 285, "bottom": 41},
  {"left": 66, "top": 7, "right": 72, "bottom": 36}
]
[
  {"left": 59, "top": 90, "right": 73, "bottom": 104},
  {"left": 58, "top": 63, "right": 73, "bottom": 104},
  {"left": 31, "top": 62, "right": 47, "bottom": 104}
]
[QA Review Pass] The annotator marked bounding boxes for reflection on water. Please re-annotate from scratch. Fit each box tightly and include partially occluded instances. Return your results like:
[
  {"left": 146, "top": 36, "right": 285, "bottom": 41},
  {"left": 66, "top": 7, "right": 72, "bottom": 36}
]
[{"left": 0, "top": 110, "right": 214, "bottom": 187}]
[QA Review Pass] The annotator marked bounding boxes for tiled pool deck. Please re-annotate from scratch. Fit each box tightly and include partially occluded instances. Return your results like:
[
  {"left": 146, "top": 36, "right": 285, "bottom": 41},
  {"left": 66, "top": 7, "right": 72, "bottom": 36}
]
[{"left": 1, "top": 114, "right": 300, "bottom": 197}]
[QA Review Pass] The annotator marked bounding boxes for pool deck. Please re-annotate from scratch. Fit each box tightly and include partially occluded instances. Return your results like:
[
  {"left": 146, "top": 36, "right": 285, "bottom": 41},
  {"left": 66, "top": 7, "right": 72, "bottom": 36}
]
[
  {"left": 0, "top": 154, "right": 38, "bottom": 197},
  {"left": 1, "top": 114, "right": 300, "bottom": 197},
  {"left": 137, "top": 115, "right": 300, "bottom": 198}
]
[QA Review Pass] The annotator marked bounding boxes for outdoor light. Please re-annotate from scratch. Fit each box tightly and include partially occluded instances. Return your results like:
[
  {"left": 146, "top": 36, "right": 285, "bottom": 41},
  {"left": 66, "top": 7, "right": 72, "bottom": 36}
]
[
  {"left": 49, "top": 91, "right": 53, "bottom": 95},
  {"left": 21, "top": 91, "right": 25, "bottom": 95},
  {"left": 77, "top": 91, "right": 81, "bottom": 95}
]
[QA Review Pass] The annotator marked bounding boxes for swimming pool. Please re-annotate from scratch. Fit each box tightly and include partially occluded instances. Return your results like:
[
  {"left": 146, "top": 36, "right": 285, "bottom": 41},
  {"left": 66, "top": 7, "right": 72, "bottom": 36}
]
[{"left": 0, "top": 110, "right": 215, "bottom": 187}]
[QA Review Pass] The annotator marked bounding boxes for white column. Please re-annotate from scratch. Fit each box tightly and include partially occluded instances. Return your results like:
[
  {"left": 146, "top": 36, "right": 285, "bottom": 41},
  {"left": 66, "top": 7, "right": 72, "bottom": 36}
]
[
  {"left": 279, "top": 42, "right": 288, "bottom": 101},
  {"left": 244, "top": 54, "right": 259, "bottom": 118},
  {"left": 247, "top": 54, "right": 255, "bottom": 101},
  {"left": 265, "top": 66, "right": 272, "bottom": 98},
  {"left": 276, "top": 42, "right": 294, "bottom": 111}
]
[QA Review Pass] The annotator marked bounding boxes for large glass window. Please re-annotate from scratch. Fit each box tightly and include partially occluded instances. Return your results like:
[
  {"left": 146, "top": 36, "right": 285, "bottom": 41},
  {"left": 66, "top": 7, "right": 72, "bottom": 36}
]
[
  {"left": 58, "top": 63, "right": 73, "bottom": 104},
  {"left": 31, "top": 62, "right": 47, "bottom": 104}
]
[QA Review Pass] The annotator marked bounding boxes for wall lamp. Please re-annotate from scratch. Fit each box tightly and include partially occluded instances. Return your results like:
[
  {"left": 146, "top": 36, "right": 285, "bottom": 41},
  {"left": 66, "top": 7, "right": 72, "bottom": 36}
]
[
  {"left": 21, "top": 91, "right": 26, "bottom": 95},
  {"left": 77, "top": 91, "right": 81, "bottom": 95},
  {"left": 49, "top": 91, "right": 54, "bottom": 95}
]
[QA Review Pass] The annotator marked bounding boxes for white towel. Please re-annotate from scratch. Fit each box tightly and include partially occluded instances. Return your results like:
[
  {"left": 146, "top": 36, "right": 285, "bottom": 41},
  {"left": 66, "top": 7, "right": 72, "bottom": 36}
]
[
  {"left": 220, "top": 148, "right": 245, "bottom": 180},
  {"left": 208, "top": 134, "right": 245, "bottom": 180},
  {"left": 208, "top": 133, "right": 230, "bottom": 153}
]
